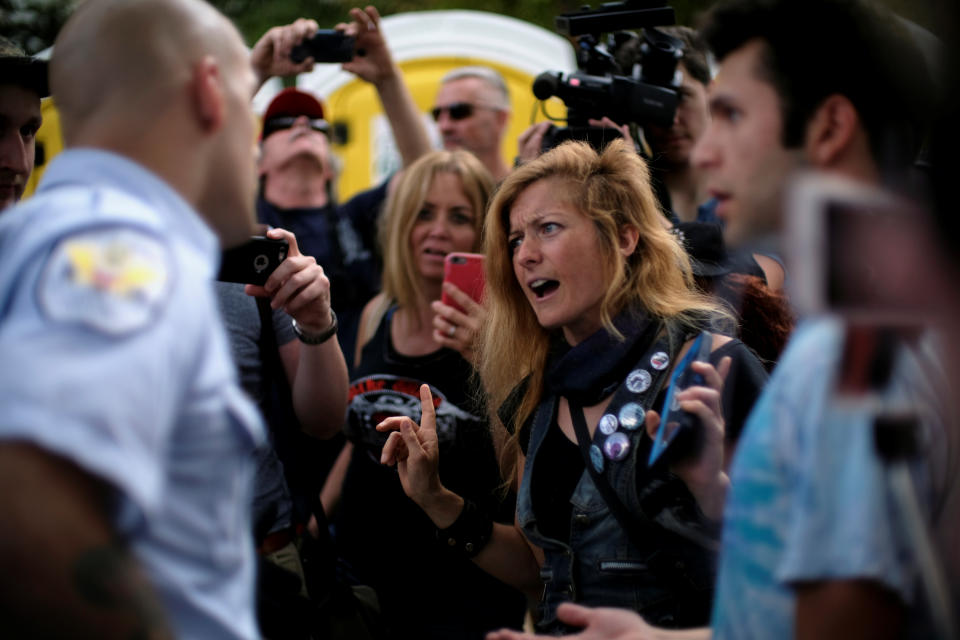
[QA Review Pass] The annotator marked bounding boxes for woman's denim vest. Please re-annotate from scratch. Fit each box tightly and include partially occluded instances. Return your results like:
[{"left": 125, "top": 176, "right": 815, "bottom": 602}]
[{"left": 517, "top": 392, "right": 718, "bottom": 633}]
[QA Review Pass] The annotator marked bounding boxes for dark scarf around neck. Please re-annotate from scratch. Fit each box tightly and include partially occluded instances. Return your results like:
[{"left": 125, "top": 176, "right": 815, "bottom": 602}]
[{"left": 545, "top": 308, "right": 661, "bottom": 406}]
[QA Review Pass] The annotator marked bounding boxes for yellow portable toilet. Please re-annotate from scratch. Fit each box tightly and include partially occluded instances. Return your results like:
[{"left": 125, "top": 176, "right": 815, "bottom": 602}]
[
  {"left": 23, "top": 51, "right": 58, "bottom": 198},
  {"left": 253, "top": 9, "right": 576, "bottom": 200}
]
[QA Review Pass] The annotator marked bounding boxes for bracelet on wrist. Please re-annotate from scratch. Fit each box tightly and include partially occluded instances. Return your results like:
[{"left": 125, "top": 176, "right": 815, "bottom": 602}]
[
  {"left": 436, "top": 499, "right": 493, "bottom": 558},
  {"left": 291, "top": 310, "right": 337, "bottom": 345}
]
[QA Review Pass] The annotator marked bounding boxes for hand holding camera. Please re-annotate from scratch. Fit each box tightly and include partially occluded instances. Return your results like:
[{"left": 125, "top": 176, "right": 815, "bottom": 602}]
[
  {"left": 336, "top": 6, "right": 399, "bottom": 87},
  {"left": 250, "top": 17, "right": 320, "bottom": 89}
]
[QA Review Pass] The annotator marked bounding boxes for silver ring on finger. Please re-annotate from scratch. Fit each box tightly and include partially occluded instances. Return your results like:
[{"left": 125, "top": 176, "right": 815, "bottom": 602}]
[{"left": 447, "top": 325, "right": 456, "bottom": 337}]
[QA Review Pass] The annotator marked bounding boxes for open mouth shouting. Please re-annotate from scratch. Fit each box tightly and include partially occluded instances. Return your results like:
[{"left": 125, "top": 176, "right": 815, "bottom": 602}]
[{"left": 529, "top": 278, "right": 559, "bottom": 299}]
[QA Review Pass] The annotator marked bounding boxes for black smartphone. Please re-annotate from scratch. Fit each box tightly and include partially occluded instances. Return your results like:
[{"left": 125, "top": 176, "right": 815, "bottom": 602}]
[
  {"left": 647, "top": 331, "right": 712, "bottom": 467},
  {"left": 217, "top": 236, "right": 288, "bottom": 286},
  {"left": 291, "top": 30, "right": 356, "bottom": 63}
]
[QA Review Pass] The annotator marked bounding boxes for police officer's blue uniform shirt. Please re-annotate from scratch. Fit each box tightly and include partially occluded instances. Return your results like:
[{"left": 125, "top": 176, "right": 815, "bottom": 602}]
[{"left": 0, "top": 149, "right": 266, "bottom": 639}]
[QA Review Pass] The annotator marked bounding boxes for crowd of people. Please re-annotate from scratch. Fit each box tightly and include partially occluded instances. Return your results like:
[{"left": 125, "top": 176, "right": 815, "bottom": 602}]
[{"left": 0, "top": 0, "right": 957, "bottom": 639}]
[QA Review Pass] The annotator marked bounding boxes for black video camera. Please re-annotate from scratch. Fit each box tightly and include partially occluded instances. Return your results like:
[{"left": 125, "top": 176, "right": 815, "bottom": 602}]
[
  {"left": 291, "top": 29, "right": 356, "bottom": 63},
  {"left": 534, "top": 0, "right": 683, "bottom": 152}
]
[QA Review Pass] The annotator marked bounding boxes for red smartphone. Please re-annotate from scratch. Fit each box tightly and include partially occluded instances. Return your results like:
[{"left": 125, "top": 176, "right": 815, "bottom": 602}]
[{"left": 442, "top": 252, "right": 485, "bottom": 313}]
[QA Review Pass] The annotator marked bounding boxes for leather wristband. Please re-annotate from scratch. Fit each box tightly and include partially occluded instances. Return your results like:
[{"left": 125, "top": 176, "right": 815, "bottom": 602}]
[
  {"left": 291, "top": 310, "right": 337, "bottom": 345},
  {"left": 436, "top": 499, "right": 493, "bottom": 558}
]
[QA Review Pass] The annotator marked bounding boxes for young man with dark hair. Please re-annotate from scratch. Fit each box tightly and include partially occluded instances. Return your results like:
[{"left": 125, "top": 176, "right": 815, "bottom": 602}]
[
  {"left": 697, "top": 0, "right": 931, "bottom": 246},
  {"left": 696, "top": 7, "right": 947, "bottom": 638},
  {"left": 0, "top": 37, "right": 47, "bottom": 212},
  {"left": 617, "top": 25, "right": 786, "bottom": 291},
  {"left": 486, "top": 2, "right": 950, "bottom": 639}
]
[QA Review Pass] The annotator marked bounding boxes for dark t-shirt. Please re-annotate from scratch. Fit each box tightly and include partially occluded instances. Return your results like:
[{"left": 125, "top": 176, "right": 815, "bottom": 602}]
[
  {"left": 215, "top": 282, "right": 296, "bottom": 536},
  {"left": 336, "top": 307, "right": 525, "bottom": 639},
  {"left": 256, "top": 180, "right": 389, "bottom": 373}
]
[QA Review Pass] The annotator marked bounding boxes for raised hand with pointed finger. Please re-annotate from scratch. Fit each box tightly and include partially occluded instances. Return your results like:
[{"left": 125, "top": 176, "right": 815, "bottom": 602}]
[{"left": 376, "top": 384, "right": 465, "bottom": 527}]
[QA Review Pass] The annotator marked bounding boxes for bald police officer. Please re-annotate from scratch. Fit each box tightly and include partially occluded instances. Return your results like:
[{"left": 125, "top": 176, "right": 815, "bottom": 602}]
[{"left": 0, "top": 0, "right": 289, "bottom": 637}]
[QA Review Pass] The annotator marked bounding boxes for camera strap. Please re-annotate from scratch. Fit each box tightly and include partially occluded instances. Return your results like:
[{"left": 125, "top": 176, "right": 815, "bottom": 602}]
[
  {"left": 568, "top": 321, "right": 721, "bottom": 552},
  {"left": 568, "top": 390, "right": 718, "bottom": 602},
  {"left": 567, "top": 322, "right": 676, "bottom": 484},
  {"left": 566, "top": 324, "right": 676, "bottom": 541}
]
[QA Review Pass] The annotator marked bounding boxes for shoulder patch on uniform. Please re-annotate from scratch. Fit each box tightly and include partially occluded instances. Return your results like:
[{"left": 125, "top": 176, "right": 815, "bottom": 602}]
[{"left": 38, "top": 228, "right": 173, "bottom": 335}]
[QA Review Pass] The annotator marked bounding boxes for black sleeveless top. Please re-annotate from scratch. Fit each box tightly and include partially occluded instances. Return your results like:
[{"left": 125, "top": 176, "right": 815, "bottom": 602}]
[{"left": 336, "top": 307, "right": 525, "bottom": 639}]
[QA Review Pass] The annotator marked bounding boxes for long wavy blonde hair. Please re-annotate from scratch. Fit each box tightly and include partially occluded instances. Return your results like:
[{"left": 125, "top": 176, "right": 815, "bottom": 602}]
[
  {"left": 476, "top": 139, "right": 724, "bottom": 479},
  {"left": 379, "top": 150, "right": 494, "bottom": 314}
]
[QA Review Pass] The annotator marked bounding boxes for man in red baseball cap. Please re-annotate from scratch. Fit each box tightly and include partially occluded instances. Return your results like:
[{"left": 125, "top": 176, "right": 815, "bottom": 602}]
[{"left": 258, "top": 87, "right": 337, "bottom": 207}]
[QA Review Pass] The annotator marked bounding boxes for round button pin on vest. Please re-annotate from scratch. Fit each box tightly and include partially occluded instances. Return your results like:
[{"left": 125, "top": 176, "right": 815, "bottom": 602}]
[
  {"left": 650, "top": 352, "right": 670, "bottom": 370},
  {"left": 603, "top": 432, "right": 631, "bottom": 461},
  {"left": 598, "top": 413, "right": 619, "bottom": 435},
  {"left": 626, "top": 368, "right": 652, "bottom": 393},
  {"left": 618, "top": 402, "right": 645, "bottom": 431},
  {"left": 590, "top": 445, "right": 605, "bottom": 473}
]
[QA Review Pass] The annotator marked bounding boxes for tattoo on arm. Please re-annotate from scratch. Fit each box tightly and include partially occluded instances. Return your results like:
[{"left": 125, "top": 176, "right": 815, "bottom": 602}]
[{"left": 73, "top": 546, "right": 173, "bottom": 640}]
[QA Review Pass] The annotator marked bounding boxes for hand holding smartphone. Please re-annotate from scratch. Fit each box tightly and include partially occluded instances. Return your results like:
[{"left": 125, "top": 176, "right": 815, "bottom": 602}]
[
  {"left": 217, "top": 236, "right": 288, "bottom": 286},
  {"left": 648, "top": 331, "right": 712, "bottom": 467},
  {"left": 441, "top": 253, "right": 485, "bottom": 313}
]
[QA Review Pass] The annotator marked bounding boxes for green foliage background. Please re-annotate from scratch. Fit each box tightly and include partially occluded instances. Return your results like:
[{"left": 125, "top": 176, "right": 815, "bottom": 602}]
[
  {"left": 222, "top": 0, "right": 714, "bottom": 44},
  {"left": 214, "top": 0, "right": 948, "bottom": 48},
  {"left": 2, "top": 0, "right": 951, "bottom": 56}
]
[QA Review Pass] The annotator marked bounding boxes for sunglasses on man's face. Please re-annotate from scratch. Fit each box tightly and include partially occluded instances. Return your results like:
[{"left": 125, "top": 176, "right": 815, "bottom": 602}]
[
  {"left": 430, "top": 102, "right": 495, "bottom": 122},
  {"left": 262, "top": 116, "right": 330, "bottom": 140}
]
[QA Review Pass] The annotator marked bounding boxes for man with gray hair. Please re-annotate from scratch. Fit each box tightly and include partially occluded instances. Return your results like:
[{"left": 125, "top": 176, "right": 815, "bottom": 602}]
[{"left": 431, "top": 65, "right": 512, "bottom": 181}]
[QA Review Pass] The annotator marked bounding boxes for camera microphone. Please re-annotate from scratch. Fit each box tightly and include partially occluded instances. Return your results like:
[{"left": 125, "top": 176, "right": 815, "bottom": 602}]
[{"left": 533, "top": 72, "right": 560, "bottom": 101}]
